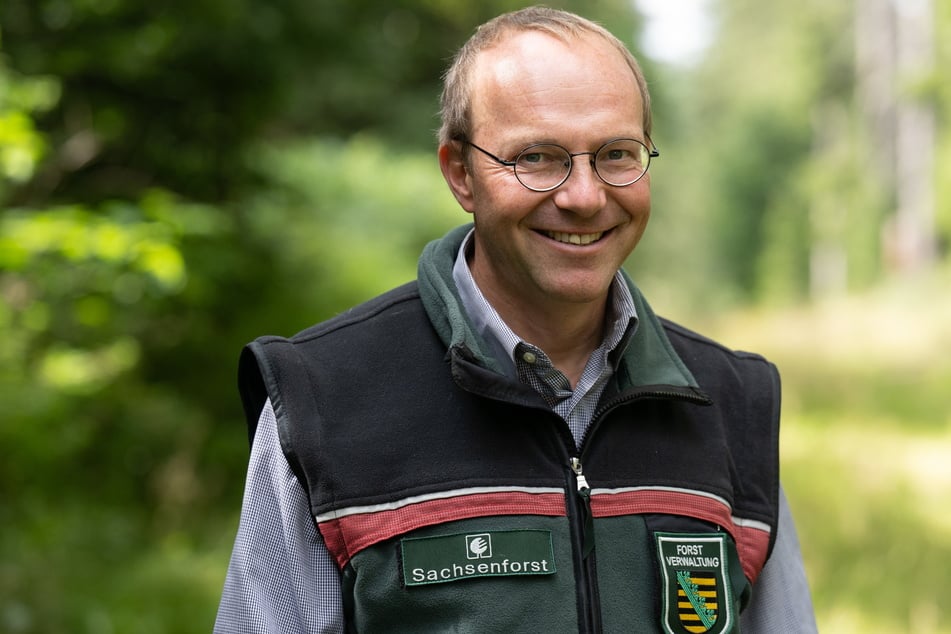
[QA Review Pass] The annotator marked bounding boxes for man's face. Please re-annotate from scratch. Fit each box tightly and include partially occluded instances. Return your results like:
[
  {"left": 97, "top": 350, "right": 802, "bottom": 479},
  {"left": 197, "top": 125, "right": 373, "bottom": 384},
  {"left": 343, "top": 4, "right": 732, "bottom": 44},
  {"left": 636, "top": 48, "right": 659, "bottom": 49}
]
[{"left": 442, "top": 30, "right": 652, "bottom": 315}]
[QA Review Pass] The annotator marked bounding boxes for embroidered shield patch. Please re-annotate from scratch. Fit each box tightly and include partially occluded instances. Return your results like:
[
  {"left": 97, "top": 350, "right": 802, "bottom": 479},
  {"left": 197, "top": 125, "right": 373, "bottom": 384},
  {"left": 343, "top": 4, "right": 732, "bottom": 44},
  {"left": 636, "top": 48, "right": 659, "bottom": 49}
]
[{"left": 655, "top": 533, "right": 735, "bottom": 634}]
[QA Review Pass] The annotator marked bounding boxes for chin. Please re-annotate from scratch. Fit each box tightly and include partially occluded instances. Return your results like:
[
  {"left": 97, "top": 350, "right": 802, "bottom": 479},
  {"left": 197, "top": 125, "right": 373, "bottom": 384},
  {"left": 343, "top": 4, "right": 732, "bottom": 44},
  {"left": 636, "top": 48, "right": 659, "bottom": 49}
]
[{"left": 545, "top": 278, "right": 614, "bottom": 305}]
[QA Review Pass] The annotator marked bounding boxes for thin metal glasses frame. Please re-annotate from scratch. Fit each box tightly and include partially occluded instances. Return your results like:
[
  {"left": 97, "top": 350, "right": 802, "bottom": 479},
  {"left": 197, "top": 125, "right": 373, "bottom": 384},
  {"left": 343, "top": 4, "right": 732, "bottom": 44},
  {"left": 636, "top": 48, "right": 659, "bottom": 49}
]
[{"left": 460, "top": 137, "right": 660, "bottom": 192}]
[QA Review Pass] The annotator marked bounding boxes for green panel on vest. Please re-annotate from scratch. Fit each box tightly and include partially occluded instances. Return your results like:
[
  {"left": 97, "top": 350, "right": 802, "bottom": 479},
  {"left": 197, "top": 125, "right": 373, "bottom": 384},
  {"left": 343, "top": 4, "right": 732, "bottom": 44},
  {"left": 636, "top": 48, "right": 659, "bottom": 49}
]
[
  {"left": 402, "top": 529, "right": 556, "bottom": 586},
  {"left": 590, "top": 515, "right": 659, "bottom": 631},
  {"left": 345, "top": 516, "right": 577, "bottom": 633}
]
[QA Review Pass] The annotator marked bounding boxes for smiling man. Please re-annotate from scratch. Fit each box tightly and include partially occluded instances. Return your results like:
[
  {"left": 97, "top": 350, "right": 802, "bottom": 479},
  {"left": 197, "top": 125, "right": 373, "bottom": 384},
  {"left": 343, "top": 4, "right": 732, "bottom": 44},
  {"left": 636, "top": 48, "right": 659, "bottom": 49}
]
[
  {"left": 440, "top": 25, "right": 653, "bottom": 388},
  {"left": 216, "top": 7, "right": 817, "bottom": 633}
]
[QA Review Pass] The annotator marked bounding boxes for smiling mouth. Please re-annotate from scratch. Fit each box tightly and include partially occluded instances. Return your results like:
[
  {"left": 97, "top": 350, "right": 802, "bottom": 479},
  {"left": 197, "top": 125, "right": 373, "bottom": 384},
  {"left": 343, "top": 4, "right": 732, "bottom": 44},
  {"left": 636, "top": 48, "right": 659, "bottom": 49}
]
[{"left": 544, "top": 230, "right": 605, "bottom": 246}]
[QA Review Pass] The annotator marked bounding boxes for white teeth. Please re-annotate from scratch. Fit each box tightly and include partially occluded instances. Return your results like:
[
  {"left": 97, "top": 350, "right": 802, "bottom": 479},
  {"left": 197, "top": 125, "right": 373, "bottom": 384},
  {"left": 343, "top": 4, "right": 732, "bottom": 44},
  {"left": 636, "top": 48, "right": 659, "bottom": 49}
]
[{"left": 546, "top": 231, "right": 604, "bottom": 245}]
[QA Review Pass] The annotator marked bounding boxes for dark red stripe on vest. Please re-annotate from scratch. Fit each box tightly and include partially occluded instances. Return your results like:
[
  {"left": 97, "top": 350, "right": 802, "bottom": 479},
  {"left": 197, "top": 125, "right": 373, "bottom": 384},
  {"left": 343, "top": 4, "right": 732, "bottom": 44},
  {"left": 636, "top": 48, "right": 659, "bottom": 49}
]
[
  {"left": 590, "top": 489, "right": 770, "bottom": 582},
  {"left": 318, "top": 490, "right": 567, "bottom": 569}
]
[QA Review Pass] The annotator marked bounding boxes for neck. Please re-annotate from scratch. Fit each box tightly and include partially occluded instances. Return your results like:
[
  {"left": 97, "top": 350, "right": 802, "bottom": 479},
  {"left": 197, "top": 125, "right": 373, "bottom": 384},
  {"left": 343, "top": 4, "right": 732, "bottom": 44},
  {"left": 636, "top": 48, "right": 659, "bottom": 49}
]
[{"left": 485, "top": 289, "right": 608, "bottom": 388}]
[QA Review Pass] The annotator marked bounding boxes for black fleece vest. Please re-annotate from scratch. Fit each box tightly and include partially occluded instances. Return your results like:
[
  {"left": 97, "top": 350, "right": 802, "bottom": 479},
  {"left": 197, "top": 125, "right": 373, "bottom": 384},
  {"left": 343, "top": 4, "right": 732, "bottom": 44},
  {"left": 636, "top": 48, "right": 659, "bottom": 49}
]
[{"left": 239, "top": 282, "right": 780, "bottom": 633}]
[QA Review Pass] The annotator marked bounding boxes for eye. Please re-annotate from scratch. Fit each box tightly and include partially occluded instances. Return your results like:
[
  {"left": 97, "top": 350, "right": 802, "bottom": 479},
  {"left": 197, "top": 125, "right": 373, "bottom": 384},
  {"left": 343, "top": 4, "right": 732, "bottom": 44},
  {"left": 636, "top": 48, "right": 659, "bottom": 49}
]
[
  {"left": 520, "top": 152, "right": 545, "bottom": 164},
  {"left": 516, "top": 145, "right": 568, "bottom": 170},
  {"left": 519, "top": 149, "right": 558, "bottom": 164},
  {"left": 598, "top": 141, "right": 648, "bottom": 169}
]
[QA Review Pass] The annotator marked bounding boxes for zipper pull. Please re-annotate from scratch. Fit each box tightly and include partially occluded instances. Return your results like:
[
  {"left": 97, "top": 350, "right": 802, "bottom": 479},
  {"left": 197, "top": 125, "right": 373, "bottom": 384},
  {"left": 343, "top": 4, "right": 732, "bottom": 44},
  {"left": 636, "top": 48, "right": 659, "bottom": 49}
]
[
  {"left": 570, "top": 457, "right": 595, "bottom": 558},
  {"left": 570, "top": 457, "right": 590, "bottom": 493}
]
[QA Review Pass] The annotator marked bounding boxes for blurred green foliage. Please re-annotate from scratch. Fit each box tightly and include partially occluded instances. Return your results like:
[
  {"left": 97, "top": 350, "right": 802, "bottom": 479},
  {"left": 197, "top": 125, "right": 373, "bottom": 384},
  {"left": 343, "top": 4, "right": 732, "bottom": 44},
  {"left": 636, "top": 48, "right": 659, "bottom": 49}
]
[
  {"left": 1, "top": 0, "right": 949, "bottom": 631},
  {"left": 0, "top": 138, "right": 461, "bottom": 631},
  {"left": 0, "top": 0, "right": 642, "bottom": 202}
]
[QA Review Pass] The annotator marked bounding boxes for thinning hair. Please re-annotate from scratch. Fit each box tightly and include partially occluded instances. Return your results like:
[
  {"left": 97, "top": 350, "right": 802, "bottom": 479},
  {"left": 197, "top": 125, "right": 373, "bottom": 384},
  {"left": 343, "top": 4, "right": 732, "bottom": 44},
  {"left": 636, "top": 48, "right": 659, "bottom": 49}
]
[{"left": 438, "top": 6, "right": 652, "bottom": 147}]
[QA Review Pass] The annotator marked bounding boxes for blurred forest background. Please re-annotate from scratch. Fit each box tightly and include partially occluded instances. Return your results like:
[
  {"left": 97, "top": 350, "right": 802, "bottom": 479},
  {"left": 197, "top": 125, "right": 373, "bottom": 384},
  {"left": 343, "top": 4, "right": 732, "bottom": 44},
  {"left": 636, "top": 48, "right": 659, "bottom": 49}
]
[{"left": 1, "top": 0, "right": 949, "bottom": 631}]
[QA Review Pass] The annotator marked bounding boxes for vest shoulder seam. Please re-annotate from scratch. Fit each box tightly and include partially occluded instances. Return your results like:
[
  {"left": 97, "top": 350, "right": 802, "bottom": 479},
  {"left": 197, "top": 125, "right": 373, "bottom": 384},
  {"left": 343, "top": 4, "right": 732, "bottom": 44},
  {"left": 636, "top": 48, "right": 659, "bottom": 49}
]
[
  {"left": 660, "top": 317, "right": 772, "bottom": 366},
  {"left": 286, "top": 282, "right": 422, "bottom": 345}
]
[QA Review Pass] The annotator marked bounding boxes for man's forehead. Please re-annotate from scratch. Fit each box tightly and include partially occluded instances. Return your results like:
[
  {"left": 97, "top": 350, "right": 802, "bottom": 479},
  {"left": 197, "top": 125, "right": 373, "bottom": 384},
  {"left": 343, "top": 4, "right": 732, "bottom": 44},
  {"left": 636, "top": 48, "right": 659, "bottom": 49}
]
[
  {"left": 468, "top": 30, "right": 643, "bottom": 138},
  {"left": 472, "top": 30, "right": 635, "bottom": 96},
  {"left": 476, "top": 29, "right": 612, "bottom": 72}
]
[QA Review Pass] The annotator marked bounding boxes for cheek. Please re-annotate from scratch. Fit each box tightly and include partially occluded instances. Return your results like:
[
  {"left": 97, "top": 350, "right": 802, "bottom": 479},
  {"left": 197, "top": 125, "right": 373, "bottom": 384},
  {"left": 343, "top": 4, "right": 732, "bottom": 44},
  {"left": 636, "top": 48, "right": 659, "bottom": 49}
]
[
  {"left": 472, "top": 176, "right": 539, "bottom": 220},
  {"left": 619, "top": 184, "right": 651, "bottom": 221},
  {"left": 641, "top": 194, "right": 652, "bottom": 221}
]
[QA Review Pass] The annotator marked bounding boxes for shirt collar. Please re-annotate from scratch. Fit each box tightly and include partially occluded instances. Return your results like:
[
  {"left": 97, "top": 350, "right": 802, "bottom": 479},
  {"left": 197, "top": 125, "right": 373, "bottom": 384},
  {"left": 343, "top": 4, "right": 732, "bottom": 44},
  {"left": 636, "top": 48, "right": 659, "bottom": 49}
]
[{"left": 451, "top": 228, "right": 638, "bottom": 377}]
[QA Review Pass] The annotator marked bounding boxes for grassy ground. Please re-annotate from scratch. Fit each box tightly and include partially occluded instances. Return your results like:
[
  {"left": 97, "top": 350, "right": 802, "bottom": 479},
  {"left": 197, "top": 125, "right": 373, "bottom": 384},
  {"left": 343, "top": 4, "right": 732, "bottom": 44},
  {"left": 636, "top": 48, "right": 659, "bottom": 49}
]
[{"left": 707, "top": 272, "right": 951, "bottom": 633}]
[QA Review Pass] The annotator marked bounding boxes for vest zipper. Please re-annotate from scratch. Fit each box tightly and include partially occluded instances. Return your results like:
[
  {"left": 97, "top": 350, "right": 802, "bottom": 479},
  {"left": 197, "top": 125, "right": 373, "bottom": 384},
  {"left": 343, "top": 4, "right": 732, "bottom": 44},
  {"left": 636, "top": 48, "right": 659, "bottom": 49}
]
[
  {"left": 566, "top": 386, "right": 709, "bottom": 631},
  {"left": 568, "top": 457, "right": 602, "bottom": 633},
  {"left": 570, "top": 458, "right": 595, "bottom": 557}
]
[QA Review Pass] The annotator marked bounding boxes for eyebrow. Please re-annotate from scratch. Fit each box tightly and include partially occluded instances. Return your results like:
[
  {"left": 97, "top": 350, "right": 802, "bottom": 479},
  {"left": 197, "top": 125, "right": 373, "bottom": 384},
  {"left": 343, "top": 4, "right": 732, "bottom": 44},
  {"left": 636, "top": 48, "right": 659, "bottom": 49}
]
[{"left": 499, "top": 133, "right": 648, "bottom": 154}]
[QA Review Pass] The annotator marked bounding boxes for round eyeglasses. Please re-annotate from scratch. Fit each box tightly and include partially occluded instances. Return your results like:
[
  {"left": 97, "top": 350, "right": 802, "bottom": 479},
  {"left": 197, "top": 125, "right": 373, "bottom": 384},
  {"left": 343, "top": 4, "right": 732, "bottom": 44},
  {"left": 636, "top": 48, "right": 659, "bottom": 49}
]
[{"left": 461, "top": 137, "right": 659, "bottom": 192}]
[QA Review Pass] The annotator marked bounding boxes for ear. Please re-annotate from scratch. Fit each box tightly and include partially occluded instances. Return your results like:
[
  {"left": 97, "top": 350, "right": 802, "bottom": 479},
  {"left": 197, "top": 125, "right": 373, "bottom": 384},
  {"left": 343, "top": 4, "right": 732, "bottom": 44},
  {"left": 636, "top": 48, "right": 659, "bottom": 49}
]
[{"left": 439, "top": 142, "right": 476, "bottom": 213}]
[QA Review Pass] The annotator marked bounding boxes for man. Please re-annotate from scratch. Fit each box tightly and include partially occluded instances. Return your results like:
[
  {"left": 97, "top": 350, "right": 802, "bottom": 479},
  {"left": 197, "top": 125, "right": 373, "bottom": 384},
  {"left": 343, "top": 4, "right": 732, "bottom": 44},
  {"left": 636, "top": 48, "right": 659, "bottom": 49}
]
[{"left": 216, "top": 7, "right": 816, "bottom": 632}]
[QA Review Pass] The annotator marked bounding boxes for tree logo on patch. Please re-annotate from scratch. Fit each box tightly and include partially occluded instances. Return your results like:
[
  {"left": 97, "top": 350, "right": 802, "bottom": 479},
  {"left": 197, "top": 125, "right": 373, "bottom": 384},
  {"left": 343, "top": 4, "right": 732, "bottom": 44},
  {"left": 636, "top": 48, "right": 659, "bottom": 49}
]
[
  {"left": 656, "top": 533, "right": 735, "bottom": 634},
  {"left": 466, "top": 533, "right": 492, "bottom": 559}
]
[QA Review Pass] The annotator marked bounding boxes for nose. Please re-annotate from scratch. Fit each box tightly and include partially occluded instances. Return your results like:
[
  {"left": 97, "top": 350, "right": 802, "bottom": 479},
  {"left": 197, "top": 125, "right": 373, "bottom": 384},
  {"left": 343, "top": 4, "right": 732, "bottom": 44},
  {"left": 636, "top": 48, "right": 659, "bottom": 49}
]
[{"left": 552, "top": 155, "right": 606, "bottom": 216}]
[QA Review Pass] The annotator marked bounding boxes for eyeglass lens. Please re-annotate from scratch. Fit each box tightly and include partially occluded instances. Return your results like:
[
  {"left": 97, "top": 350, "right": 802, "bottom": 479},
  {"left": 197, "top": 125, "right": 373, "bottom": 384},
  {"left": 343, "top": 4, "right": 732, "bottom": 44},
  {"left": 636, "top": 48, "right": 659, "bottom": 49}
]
[{"left": 514, "top": 139, "right": 651, "bottom": 191}]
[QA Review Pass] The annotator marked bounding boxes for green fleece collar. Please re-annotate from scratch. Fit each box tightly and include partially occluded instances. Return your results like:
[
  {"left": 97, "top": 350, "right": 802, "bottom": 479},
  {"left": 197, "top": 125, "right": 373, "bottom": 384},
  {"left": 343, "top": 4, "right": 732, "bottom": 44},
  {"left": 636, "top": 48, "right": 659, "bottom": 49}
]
[{"left": 417, "top": 224, "right": 698, "bottom": 390}]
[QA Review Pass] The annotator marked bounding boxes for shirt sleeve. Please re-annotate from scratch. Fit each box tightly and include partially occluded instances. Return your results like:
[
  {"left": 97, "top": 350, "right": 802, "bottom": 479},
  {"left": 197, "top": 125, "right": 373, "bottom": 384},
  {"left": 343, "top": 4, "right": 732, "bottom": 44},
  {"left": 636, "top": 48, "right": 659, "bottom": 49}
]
[
  {"left": 214, "top": 399, "right": 345, "bottom": 634},
  {"left": 740, "top": 485, "right": 818, "bottom": 632}
]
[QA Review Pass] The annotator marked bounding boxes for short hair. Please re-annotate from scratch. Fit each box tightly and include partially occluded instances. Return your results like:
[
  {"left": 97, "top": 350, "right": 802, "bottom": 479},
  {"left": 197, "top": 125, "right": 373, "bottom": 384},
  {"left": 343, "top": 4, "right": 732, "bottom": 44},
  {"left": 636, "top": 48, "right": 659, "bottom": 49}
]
[{"left": 438, "top": 6, "right": 652, "bottom": 147}]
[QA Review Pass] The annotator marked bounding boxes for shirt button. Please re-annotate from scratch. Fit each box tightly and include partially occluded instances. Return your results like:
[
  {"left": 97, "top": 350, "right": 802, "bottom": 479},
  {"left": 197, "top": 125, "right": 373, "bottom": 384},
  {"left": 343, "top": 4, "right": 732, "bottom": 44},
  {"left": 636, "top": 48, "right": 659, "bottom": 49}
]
[{"left": 522, "top": 351, "right": 537, "bottom": 364}]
